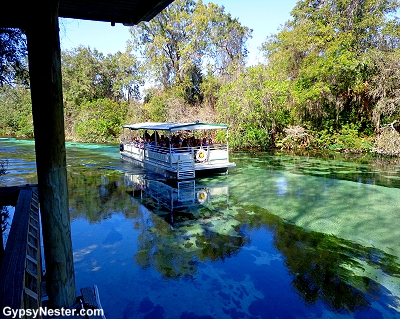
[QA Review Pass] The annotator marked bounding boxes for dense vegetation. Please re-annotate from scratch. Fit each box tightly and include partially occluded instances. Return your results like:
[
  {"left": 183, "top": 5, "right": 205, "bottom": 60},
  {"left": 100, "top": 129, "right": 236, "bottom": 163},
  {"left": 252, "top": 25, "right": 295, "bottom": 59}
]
[{"left": 1, "top": 0, "right": 400, "bottom": 154}]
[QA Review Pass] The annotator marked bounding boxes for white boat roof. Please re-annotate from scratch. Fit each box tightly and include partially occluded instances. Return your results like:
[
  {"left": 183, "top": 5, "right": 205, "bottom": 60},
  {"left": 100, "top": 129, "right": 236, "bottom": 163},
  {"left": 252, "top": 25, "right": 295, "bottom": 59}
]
[{"left": 123, "top": 122, "right": 228, "bottom": 132}]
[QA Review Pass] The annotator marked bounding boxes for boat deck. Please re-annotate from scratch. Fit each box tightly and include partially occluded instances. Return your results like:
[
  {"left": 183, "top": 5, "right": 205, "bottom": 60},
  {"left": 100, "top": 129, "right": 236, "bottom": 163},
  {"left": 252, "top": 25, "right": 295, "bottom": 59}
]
[{"left": 120, "top": 121, "right": 236, "bottom": 180}]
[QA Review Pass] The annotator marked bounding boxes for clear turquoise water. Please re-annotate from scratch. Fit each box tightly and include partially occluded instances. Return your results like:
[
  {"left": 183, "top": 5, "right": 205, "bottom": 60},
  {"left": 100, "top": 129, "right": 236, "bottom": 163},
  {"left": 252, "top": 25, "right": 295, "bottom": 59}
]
[{"left": 1, "top": 139, "right": 399, "bottom": 319}]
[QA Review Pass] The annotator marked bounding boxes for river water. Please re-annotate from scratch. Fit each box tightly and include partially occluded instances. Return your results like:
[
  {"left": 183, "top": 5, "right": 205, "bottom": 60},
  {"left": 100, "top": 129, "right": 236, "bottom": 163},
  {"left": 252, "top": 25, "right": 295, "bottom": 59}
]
[{"left": 1, "top": 138, "right": 400, "bottom": 319}]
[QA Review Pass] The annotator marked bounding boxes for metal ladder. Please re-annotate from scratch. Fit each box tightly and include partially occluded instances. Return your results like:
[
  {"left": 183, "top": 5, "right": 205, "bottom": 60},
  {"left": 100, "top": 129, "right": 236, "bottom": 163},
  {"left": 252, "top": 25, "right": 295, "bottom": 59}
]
[
  {"left": 177, "top": 180, "right": 196, "bottom": 202},
  {"left": 24, "top": 189, "right": 42, "bottom": 311},
  {"left": 177, "top": 160, "right": 195, "bottom": 179}
]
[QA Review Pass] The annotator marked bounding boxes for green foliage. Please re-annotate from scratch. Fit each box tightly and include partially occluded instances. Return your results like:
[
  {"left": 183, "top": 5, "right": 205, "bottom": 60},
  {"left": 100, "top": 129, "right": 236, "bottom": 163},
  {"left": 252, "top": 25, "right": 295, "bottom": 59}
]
[
  {"left": 310, "top": 124, "right": 373, "bottom": 151},
  {"left": 142, "top": 92, "right": 168, "bottom": 122},
  {"left": 2, "top": 0, "right": 400, "bottom": 154},
  {"left": 61, "top": 46, "right": 143, "bottom": 138},
  {"left": 369, "top": 49, "right": 400, "bottom": 130},
  {"left": 276, "top": 124, "right": 373, "bottom": 151},
  {"left": 74, "top": 99, "right": 129, "bottom": 143},
  {"left": 334, "top": 124, "right": 370, "bottom": 151},
  {"left": 200, "top": 72, "right": 222, "bottom": 109},
  {"left": 231, "top": 128, "right": 271, "bottom": 150},
  {"left": 310, "top": 128, "right": 336, "bottom": 149},
  {"left": 261, "top": 0, "right": 400, "bottom": 134},
  {"left": 62, "top": 47, "right": 142, "bottom": 106},
  {"left": 0, "top": 86, "right": 33, "bottom": 137},
  {"left": 217, "top": 65, "right": 292, "bottom": 149}
]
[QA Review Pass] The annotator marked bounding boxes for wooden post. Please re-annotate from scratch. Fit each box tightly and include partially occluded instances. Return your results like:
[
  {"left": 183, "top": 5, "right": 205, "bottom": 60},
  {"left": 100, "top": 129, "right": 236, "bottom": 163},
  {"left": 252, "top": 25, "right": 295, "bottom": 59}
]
[{"left": 25, "top": 2, "right": 76, "bottom": 308}]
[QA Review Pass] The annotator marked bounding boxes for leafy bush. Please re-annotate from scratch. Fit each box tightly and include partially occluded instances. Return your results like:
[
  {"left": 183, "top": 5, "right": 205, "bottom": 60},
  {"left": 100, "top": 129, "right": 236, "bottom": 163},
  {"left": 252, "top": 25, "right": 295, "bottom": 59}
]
[
  {"left": 229, "top": 127, "right": 271, "bottom": 150},
  {"left": 310, "top": 129, "right": 336, "bottom": 149},
  {"left": 142, "top": 93, "right": 168, "bottom": 122},
  {"left": 216, "top": 66, "right": 290, "bottom": 150},
  {"left": 335, "top": 124, "right": 372, "bottom": 151},
  {"left": 0, "top": 86, "right": 33, "bottom": 137},
  {"left": 74, "top": 99, "right": 129, "bottom": 143},
  {"left": 277, "top": 126, "right": 368, "bottom": 151}
]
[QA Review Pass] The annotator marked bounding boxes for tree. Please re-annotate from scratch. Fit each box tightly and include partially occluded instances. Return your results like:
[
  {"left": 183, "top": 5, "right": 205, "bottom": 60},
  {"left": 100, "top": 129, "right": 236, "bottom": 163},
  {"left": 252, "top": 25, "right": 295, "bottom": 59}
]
[
  {"left": 0, "top": 28, "right": 28, "bottom": 86},
  {"left": 217, "top": 65, "right": 292, "bottom": 149},
  {"left": 62, "top": 46, "right": 111, "bottom": 107},
  {"left": 370, "top": 49, "right": 400, "bottom": 130},
  {"left": 128, "top": 0, "right": 199, "bottom": 88},
  {"left": 200, "top": 2, "right": 251, "bottom": 76},
  {"left": 261, "top": 0, "right": 400, "bottom": 132},
  {"left": 62, "top": 46, "right": 142, "bottom": 106},
  {"left": 73, "top": 98, "right": 130, "bottom": 143},
  {"left": 0, "top": 28, "right": 31, "bottom": 137},
  {"left": 128, "top": 0, "right": 251, "bottom": 103},
  {"left": 104, "top": 51, "right": 143, "bottom": 103},
  {"left": 61, "top": 46, "right": 142, "bottom": 137},
  {"left": 0, "top": 85, "right": 33, "bottom": 137}
]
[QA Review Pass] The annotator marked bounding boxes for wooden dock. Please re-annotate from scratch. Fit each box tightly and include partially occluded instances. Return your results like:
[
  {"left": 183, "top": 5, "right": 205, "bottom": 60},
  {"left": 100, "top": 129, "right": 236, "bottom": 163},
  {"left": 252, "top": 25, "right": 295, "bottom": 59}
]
[{"left": 0, "top": 185, "right": 106, "bottom": 319}]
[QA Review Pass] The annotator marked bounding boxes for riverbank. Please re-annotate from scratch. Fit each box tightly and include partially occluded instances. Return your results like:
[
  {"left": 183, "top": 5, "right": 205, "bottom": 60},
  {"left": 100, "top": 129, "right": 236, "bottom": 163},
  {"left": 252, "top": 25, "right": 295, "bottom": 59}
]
[{"left": 2, "top": 125, "right": 400, "bottom": 158}]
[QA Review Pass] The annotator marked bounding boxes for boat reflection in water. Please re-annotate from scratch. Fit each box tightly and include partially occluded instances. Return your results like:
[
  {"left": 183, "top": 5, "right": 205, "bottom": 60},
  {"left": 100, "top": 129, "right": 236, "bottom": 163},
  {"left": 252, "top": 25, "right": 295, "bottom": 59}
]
[
  {"left": 124, "top": 173, "right": 247, "bottom": 279},
  {"left": 125, "top": 173, "right": 230, "bottom": 224},
  {"left": 123, "top": 173, "right": 400, "bottom": 317}
]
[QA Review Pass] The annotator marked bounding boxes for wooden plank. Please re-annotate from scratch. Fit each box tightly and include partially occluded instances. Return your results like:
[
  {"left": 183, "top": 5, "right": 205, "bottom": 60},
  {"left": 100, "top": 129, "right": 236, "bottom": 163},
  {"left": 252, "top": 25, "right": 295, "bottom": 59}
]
[
  {"left": 0, "top": 188, "right": 32, "bottom": 309},
  {"left": 80, "top": 286, "right": 106, "bottom": 319},
  {"left": 53, "top": 286, "right": 107, "bottom": 319}
]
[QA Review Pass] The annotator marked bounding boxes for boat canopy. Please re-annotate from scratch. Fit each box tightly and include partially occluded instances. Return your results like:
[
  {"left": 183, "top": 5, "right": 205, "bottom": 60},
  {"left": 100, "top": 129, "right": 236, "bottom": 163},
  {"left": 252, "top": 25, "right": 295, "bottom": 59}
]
[{"left": 123, "top": 122, "right": 228, "bottom": 132}]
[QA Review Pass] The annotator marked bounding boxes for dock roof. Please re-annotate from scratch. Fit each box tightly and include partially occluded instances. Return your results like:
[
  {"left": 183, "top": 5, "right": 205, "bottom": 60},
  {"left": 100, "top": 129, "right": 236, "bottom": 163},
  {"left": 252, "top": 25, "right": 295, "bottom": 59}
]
[{"left": 1, "top": 0, "right": 174, "bottom": 28}]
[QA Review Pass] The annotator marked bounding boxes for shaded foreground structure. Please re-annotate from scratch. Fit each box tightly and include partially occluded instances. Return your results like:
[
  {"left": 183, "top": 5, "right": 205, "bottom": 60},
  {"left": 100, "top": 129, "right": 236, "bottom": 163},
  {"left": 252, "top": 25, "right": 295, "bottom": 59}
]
[{"left": 0, "top": 0, "right": 174, "bottom": 311}]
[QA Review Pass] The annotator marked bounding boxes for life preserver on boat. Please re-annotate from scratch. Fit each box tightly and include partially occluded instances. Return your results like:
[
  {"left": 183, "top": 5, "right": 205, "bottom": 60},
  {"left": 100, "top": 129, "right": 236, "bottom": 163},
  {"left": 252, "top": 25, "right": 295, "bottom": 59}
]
[
  {"left": 196, "top": 148, "right": 207, "bottom": 162},
  {"left": 120, "top": 143, "right": 124, "bottom": 152},
  {"left": 197, "top": 189, "right": 208, "bottom": 204}
]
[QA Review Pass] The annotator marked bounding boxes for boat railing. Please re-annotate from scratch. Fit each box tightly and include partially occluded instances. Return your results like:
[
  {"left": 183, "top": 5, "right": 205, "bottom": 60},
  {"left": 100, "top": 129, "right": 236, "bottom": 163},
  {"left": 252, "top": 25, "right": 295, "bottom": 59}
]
[{"left": 122, "top": 141, "right": 230, "bottom": 169}]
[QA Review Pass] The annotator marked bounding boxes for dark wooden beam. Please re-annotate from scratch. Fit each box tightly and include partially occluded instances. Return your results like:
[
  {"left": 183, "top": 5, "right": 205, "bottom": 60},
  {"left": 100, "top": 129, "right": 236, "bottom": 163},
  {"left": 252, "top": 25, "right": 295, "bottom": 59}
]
[
  {"left": 0, "top": 0, "right": 174, "bottom": 28},
  {"left": 25, "top": 2, "right": 76, "bottom": 308},
  {"left": 0, "top": 186, "right": 21, "bottom": 207}
]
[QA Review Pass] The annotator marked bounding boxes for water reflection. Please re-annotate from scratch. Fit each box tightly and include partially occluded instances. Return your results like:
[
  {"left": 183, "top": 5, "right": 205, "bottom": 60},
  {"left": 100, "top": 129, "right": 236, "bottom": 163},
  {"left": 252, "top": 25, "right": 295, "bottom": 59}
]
[
  {"left": 2, "top": 140, "right": 400, "bottom": 318},
  {"left": 236, "top": 205, "right": 400, "bottom": 315},
  {"left": 61, "top": 169, "right": 400, "bottom": 317},
  {"left": 126, "top": 174, "right": 229, "bottom": 217},
  {"left": 125, "top": 174, "right": 248, "bottom": 278},
  {"left": 117, "top": 173, "right": 400, "bottom": 315}
]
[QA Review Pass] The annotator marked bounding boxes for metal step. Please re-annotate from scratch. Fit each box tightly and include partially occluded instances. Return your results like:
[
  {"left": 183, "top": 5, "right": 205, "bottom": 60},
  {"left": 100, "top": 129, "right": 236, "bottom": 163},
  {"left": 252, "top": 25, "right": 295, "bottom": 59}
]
[
  {"left": 177, "top": 160, "right": 195, "bottom": 179},
  {"left": 177, "top": 180, "right": 196, "bottom": 202}
]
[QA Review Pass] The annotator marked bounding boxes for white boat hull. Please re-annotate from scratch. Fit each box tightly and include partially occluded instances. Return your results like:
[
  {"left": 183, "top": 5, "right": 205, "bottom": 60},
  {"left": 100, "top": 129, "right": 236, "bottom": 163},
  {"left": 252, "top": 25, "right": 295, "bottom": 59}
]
[{"left": 120, "top": 144, "right": 235, "bottom": 180}]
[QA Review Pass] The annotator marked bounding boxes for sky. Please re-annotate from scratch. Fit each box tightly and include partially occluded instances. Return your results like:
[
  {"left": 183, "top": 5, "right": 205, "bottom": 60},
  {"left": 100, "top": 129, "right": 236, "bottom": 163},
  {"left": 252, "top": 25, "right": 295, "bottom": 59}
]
[{"left": 59, "top": 0, "right": 299, "bottom": 66}]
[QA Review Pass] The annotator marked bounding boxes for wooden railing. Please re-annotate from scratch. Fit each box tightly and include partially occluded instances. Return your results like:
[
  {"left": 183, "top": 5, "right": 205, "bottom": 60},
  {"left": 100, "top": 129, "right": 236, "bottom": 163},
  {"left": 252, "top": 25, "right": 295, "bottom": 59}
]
[
  {"left": 0, "top": 186, "right": 42, "bottom": 317},
  {"left": 0, "top": 186, "right": 108, "bottom": 318}
]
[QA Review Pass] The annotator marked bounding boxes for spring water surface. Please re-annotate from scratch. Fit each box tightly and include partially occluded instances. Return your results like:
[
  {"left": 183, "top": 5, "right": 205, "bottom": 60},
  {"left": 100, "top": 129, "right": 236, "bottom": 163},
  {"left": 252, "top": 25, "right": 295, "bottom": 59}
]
[{"left": 1, "top": 138, "right": 399, "bottom": 319}]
